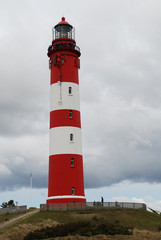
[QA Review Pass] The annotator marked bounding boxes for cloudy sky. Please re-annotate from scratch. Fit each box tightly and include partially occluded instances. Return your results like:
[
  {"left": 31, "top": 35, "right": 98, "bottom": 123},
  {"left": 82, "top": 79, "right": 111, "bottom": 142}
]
[{"left": 0, "top": 0, "right": 161, "bottom": 210}]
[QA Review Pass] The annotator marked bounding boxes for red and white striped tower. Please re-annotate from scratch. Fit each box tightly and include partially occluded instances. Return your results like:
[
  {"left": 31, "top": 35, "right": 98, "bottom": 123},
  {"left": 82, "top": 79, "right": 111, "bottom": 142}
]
[{"left": 47, "top": 17, "right": 86, "bottom": 204}]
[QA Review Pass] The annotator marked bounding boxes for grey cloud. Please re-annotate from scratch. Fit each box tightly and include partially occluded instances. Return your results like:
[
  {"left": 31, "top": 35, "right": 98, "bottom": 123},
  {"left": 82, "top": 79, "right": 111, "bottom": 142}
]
[
  {"left": 82, "top": 96, "right": 161, "bottom": 188},
  {"left": 0, "top": 135, "right": 48, "bottom": 191},
  {"left": 0, "top": 0, "right": 161, "bottom": 191}
]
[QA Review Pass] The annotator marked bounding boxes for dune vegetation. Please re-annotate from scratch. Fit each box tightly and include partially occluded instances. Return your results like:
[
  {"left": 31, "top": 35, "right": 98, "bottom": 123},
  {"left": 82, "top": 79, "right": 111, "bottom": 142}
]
[{"left": 0, "top": 208, "right": 161, "bottom": 240}]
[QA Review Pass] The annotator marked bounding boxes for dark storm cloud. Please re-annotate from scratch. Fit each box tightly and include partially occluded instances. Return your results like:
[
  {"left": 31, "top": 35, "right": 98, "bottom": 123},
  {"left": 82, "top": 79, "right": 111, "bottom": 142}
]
[
  {"left": 0, "top": 0, "right": 161, "bottom": 191},
  {"left": 0, "top": 134, "right": 48, "bottom": 190}
]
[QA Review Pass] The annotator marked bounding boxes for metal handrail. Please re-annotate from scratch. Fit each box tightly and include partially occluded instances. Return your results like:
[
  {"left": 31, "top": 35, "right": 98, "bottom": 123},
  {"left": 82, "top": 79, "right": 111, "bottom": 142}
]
[
  {"left": 48, "top": 43, "right": 80, "bottom": 53},
  {"left": 40, "top": 201, "right": 146, "bottom": 211}
]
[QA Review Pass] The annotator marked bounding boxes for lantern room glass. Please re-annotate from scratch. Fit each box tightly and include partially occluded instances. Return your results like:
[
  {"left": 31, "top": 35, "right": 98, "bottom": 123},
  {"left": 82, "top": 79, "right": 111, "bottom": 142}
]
[{"left": 52, "top": 24, "right": 75, "bottom": 40}]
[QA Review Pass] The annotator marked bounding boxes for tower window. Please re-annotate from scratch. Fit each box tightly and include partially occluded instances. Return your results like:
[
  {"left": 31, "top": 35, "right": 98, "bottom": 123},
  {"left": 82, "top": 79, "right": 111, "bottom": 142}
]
[
  {"left": 72, "top": 187, "right": 75, "bottom": 195},
  {"left": 69, "top": 110, "right": 73, "bottom": 118},
  {"left": 69, "top": 86, "right": 72, "bottom": 95},
  {"left": 71, "top": 158, "right": 74, "bottom": 166},
  {"left": 70, "top": 133, "right": 74, "bottom": 142}
]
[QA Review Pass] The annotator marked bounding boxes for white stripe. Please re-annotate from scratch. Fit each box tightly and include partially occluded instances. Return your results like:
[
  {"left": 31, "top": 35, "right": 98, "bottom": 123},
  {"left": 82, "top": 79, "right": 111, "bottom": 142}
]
[
  {"left": 49, "top": 127, "right": 82, "bottom": 155},
  {"left": 47, "top": 195, "right": 86, "bottom": 200},
  {"left": 50, "top": 82, "right": 80, "bottom": 111}
]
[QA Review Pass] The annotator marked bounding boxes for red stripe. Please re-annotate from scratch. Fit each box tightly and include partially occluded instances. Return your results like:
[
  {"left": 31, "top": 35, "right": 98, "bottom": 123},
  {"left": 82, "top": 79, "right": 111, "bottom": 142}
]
[
  {"left": 48, "top": 154, "right": 85, "bottom": 198},
  {"left": 50, "top": 54, "right": 79, "bottom": 85},
  {"left": 50, "top": 109, "right": 81, "bottom": 128}
]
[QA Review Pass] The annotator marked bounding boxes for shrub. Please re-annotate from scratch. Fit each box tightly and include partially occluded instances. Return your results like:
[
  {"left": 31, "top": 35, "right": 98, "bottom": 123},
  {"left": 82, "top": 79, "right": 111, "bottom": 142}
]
[
  {"left": 23, "top": 219, "right": 133, "bottom": 240},
  {"left": 92, "top": 216, "right": 99, "bottom": 222}
]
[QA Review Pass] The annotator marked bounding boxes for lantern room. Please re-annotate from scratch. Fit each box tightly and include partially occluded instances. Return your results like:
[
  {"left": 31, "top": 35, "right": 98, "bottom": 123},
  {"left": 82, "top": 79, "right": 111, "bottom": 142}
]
[{"left": 52, "top": 17, "right": 75, "bottom": 40}]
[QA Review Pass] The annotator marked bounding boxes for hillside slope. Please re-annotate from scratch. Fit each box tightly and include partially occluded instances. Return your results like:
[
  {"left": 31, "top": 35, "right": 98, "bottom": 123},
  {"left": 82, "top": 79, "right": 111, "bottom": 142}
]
[{"left": 0, "top": 208, "right": 161, "bottom": 240}]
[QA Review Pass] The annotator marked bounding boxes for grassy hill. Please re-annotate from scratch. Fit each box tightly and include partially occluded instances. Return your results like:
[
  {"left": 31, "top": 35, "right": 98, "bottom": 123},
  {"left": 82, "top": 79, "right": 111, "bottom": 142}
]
[{"left": 0, "top": 208, "right": 161, "bottom": 239}]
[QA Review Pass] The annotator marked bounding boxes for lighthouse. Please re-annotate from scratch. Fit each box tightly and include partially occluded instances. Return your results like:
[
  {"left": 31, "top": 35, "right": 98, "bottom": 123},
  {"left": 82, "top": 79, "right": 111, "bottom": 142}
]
[{"left": 47, "top": 17, "right": 86, "bottom": 204}]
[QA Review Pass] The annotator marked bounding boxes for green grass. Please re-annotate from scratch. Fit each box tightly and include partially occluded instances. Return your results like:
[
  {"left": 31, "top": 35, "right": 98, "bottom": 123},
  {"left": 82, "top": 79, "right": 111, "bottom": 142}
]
[
  {"left": 93, "top": 209, "right": 161, "bottom": 231},
  {"left": 27, "top": 207, "right": 37, "bottom": 212},
  {"left": 0, "top": 212, "right": 26, "bottom": 224},
  {"left": 14, "top": 211, "right": 73, "bottom": 224},
  {"left": 74, "top": 208, "right": 161, "bottom": 231},
  {"left": 1, "top": 208, "right": 161, "bottom": 232},
  {"left": 0, "top": 210, "right": 74, "bottom": 231}
]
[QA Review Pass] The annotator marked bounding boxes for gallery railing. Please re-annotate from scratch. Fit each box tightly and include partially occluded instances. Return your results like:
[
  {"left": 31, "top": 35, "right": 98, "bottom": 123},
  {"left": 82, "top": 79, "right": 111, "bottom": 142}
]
[{"left": 40, "top": 202, "right": 146, "bottom": 211}]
